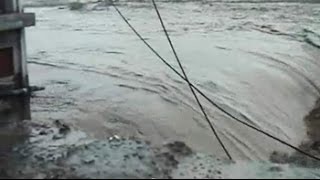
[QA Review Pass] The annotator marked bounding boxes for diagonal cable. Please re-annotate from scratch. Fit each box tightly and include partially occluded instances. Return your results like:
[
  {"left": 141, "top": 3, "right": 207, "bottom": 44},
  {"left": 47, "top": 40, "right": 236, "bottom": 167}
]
[
  {"left": 150, "top": 0, "right": 232, "bottom": 160},
  {"left": 111, "top": 1, "right": 320, "bottom": 162}
]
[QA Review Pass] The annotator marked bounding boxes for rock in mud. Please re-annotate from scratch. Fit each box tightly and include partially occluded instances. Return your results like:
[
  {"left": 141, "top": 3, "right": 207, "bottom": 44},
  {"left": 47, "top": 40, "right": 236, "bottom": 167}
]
[
  {"left": 54, "top": 120, "right": 71, "bottom": 134},
  {"left": 269, "top": 166, "right": 283, "bottom": 172},
  {"left": 165, "top": 141, "right": 193, "bottom": 156}
]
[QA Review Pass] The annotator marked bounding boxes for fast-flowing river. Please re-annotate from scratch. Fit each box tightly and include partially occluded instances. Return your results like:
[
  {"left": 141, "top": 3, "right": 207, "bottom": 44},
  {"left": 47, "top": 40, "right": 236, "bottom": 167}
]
[{"left": 25, "top": 0, "right": 320, "bottom": 160}]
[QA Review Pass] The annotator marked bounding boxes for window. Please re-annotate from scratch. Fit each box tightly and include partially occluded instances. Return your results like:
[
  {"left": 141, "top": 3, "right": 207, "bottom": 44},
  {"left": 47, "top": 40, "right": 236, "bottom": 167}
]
[
  {"left": 0, "top": 1, "right": 5, "bottom": 14},
  {"left": 0, "top": 48, "right": 14, "bottom": 78}
]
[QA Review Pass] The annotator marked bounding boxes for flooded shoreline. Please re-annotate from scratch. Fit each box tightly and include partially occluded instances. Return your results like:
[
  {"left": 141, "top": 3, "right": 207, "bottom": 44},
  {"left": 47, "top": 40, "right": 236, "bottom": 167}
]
[
  {"left": 1, "top": 109, "right": 320, "bottom": 178},
  {"left": 23, "top": 0, "right": 320, "bottom": 160},
  {"left": 0, "top": 0, "right": 319, "bottom": 178}
]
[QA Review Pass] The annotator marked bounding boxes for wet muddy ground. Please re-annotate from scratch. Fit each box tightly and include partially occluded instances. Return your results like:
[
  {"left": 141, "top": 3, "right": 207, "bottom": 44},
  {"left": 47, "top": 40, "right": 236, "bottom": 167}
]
[{"left": 1, "top": 117, "right": 319, "bottom": 179}]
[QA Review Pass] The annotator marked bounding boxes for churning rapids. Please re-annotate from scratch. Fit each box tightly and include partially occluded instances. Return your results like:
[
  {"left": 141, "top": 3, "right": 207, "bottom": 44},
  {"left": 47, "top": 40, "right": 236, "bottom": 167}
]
[{"left": 24, "top": 0, "right": 320, "bottom": 161}]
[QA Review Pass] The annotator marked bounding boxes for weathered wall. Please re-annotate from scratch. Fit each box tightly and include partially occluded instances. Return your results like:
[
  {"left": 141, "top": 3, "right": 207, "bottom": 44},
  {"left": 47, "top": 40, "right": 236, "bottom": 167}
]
[{"left": 0, "top": 0, "right": 31, "bottom": 123}]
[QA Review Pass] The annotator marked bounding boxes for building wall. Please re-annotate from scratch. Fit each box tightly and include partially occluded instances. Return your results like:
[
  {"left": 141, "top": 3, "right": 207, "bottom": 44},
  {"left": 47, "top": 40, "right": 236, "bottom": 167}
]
[
  {"left": 0, "top": 0, "right": 18, "bottom": 13},
  {"left": 0, "top": 29, "right": 27, "bottom": 89},
  {"left": 0, "top": 0, "right": 31, "bottom": 121}
]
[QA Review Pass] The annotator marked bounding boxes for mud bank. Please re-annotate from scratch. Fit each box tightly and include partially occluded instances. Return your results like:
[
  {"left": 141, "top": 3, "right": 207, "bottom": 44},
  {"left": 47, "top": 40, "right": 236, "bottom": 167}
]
[
  {"left": 1, "top": 119, "right": 319, "bottom": 179},
  {"left": 305, "top": 99, "right": 320, "bottom": 143},
  {"left": 270, "top": 99, "right": 320, "bottom": 168},
  {"left": 1, "top": 119, "right": 218, "bottom": 179}
]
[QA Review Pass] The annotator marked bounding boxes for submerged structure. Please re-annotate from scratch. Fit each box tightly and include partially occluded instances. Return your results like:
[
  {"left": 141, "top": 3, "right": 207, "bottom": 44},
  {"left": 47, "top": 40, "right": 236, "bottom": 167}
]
[{"left": 0, "top": 0, "right": 35, "bottom": 120}]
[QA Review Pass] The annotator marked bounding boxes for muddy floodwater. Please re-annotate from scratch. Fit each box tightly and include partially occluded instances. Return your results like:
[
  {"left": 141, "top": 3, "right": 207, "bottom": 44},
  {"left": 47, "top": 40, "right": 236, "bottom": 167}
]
[{"left": 24, "top": 0, "right": 320, "bottom": 161}]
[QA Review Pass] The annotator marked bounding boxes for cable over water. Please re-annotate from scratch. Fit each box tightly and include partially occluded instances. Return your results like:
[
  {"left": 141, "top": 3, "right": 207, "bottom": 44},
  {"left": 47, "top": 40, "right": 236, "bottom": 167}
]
[
  {"left": 150, "top": 0, "right": 232, "bottom": 160},
  {"left": 111, "top": 1, "right": 320, "bottom": 162}
]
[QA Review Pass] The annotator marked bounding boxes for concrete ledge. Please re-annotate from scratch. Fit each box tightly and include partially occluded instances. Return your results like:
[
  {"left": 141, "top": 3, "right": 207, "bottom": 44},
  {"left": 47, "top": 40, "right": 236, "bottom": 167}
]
[
  {"left": 0, "top": 76, "right": 14, "bottom": 90},
  {"left": 0, "top": 13, "right": 35, "bottom": 32}
]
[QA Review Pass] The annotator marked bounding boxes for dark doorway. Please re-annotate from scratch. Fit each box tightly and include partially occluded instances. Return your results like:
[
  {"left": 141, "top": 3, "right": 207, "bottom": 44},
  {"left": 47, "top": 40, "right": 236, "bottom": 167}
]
[{"left": 0, "top": 48, "right": 14, "bottom": 78}]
